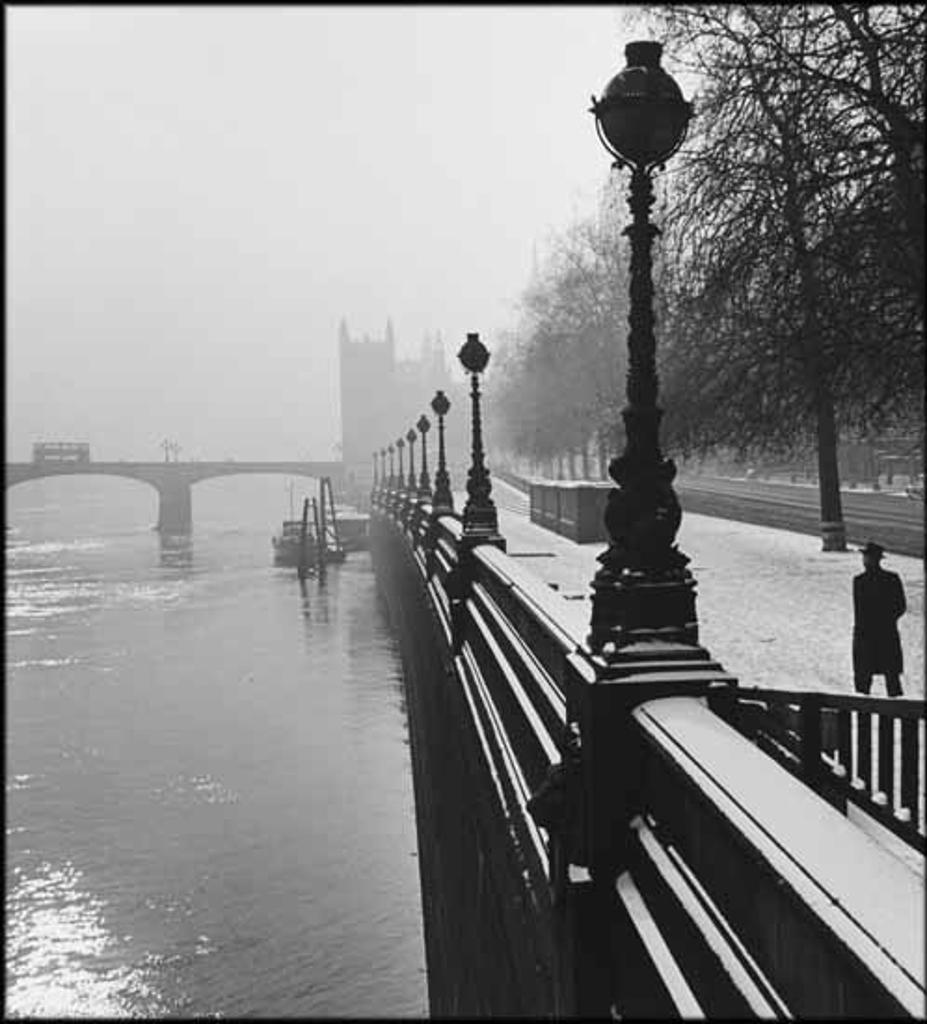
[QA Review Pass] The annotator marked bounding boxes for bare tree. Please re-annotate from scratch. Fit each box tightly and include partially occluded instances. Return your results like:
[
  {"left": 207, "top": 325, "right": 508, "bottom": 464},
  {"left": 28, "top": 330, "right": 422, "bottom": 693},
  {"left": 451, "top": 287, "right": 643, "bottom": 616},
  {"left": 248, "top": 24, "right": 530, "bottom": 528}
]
[
  {"left": 642, "top": 4, "right": 925, "bottom": 549},
  {"left": 487, "top": 199, "right": 630, "bottom": 473}
]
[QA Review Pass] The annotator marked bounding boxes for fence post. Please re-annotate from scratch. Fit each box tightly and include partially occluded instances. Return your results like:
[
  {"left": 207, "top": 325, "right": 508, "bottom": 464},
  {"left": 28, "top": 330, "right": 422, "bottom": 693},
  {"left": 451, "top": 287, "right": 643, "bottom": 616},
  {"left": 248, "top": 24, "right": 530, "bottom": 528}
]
[
  {"left": 446, "top": 548, "right": 472, "bottom": 654},
  {"left": 800, "top": 694, "right": 824, "bottom": 792}
]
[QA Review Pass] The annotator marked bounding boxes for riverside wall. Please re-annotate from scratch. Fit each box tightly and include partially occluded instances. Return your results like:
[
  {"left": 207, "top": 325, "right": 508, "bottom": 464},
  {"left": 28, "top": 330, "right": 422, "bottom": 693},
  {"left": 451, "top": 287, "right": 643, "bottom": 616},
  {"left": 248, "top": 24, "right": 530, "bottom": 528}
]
[{"left": 370, "top": 512, "right": 561, "bottom": 1017}]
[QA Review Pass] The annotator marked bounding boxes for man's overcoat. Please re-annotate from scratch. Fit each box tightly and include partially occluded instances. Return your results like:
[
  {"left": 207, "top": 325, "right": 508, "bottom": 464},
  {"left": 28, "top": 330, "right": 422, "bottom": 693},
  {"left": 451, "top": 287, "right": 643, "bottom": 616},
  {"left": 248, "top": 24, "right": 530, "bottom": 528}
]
[{"left": 853, "top": 567, "right": 906, "bottom": 675}]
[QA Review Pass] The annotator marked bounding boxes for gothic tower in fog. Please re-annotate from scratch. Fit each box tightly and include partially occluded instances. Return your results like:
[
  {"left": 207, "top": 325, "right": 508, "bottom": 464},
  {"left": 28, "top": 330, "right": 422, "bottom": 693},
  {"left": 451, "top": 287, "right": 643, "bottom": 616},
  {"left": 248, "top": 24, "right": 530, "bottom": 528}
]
[{"left": 338, "top": 319, "right": 464, "bottom": 501}]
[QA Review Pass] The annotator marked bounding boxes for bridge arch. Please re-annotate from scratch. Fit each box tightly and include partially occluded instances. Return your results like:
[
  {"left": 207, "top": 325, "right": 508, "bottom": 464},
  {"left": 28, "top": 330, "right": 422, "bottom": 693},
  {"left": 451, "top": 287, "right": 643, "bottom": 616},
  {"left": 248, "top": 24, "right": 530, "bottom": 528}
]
[
  {"left": 5, "top": 473, "right": 160, "bottom": 535},
  {"left": 4, "top": 461, "right": 344, "bottom": 533}
]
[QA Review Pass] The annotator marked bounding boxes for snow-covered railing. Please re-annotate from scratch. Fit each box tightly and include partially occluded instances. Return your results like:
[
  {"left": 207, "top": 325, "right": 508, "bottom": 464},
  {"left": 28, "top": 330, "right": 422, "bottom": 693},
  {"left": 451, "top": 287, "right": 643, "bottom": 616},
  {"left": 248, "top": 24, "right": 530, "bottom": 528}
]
[
  {"left": 633, "top": 697, "right": 925, "bottom": 1018},
  {"left": 708, "top": 686, "right": 925, "bottom": 854},
  {"left": 410, "top": 503, "right": 574, "bottom": 890},
  {"left": 370, "top": 474, "right": 925, "bottom": 1017},
  {"left": 370, "top": 492, "right": 576, "bottom": 1015}
]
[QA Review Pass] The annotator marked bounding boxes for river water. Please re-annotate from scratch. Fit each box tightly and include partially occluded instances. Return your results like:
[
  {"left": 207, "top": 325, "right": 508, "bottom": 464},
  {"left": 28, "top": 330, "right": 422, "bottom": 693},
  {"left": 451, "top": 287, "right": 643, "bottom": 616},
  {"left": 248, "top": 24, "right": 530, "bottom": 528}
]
[{"left": 5, "top": 475, "right": 427, "bottom": 1018}]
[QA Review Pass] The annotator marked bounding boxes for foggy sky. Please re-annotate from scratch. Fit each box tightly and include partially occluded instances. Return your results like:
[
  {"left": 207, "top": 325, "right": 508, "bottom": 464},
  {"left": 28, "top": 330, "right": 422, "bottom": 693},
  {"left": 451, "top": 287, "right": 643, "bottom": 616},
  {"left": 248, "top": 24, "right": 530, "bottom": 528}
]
[{"left": 9, "top": 5, "right": 645, "bottom": 462}]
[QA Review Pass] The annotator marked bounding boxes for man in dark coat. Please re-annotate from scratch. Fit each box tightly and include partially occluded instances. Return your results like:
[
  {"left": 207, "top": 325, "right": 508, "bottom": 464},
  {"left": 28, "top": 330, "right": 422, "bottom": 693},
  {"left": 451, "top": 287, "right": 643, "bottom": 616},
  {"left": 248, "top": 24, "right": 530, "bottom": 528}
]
[{"left": 853, "top": 541, "right": 907, "bottom": 696}]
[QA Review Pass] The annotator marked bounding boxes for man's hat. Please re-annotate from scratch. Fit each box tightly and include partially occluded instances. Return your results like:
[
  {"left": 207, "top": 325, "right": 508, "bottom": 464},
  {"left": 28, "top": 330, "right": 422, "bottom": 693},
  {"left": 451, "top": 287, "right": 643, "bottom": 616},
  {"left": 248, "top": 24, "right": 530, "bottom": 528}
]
[{"left": 859, "top": 540, "right": 885, "bottom": 559}]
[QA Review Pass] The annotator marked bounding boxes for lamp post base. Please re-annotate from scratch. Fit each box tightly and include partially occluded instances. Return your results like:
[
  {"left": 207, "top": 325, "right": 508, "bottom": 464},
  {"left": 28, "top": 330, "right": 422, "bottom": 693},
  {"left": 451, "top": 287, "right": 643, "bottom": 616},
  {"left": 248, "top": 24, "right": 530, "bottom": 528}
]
[
  {"left": 459, "top": 526, "right": 507, "bottom": 554},
  {"left": 588, "top": 566, "right": 699, "bottom": 656},
  {"left": 461, "top": 497, "right": 506, "bottom": 552}
]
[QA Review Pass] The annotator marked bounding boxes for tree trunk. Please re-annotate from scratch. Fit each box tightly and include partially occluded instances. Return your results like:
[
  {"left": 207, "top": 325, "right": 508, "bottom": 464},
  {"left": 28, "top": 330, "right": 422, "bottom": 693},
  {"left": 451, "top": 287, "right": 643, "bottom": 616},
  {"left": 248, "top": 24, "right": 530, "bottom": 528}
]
[
  {"left": 782, "top": 161, "right": 846, "bottom": 551},
  {"left": 581, "top": 441, "right": 591, "bottom": 481},
  {"left": 813, "top": 389, "right": 845, "bottom": 549},
  {"left": 567, "top": 449, "right": 577, "bottom": 480}
]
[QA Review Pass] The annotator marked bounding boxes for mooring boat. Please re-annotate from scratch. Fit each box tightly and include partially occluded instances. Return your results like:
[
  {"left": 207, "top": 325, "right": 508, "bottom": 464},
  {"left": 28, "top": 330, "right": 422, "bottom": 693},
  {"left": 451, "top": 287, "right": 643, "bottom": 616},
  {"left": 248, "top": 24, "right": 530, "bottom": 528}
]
[
  {"left": 272, "top": 519, "right": 315, "bottom": 567},
  {"left": 334, "top": 507, "right": 369, "bottom": 552},
  {"left": 273, "top": 476, "right": 354, "bottom": 568}
]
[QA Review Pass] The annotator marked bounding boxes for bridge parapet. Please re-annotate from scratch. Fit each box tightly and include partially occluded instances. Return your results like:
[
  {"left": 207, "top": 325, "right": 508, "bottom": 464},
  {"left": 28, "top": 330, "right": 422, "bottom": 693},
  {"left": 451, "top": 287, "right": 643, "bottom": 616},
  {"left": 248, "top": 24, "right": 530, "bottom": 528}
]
[
  {"left": 5, "top": 460, "right": 345, "bottom": 533},
  {"left": 4, "top": 460, "right": 343, "bottom": 487},
  {"left": 370, "top": 475, "right": 925, "bottom": 1018}
]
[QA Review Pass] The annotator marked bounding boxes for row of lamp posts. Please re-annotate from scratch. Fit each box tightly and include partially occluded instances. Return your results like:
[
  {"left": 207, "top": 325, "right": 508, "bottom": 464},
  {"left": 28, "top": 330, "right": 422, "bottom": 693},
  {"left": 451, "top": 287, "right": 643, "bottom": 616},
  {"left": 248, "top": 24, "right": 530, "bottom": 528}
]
[
  {"left": 373, "top": 394, "right": 444, "bottom": 508},
  {"left": 372, "top": 333, "right": 506, "bottom": 548},
  {"left": 374, "top": 40, "right": 700, "bottom": 657}
]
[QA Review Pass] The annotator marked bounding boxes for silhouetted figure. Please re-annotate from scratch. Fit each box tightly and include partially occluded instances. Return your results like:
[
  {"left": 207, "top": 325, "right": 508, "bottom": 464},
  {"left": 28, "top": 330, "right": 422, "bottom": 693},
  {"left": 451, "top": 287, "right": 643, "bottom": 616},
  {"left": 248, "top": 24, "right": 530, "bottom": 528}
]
[{"left": 853, "top": 541, "right": 906, "bottom": 696}]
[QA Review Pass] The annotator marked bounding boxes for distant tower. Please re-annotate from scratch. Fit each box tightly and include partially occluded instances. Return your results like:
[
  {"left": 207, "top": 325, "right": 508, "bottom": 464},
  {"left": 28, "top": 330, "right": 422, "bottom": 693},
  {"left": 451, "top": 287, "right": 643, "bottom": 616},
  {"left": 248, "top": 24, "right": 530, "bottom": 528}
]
[
  {"left": 337, "top": 318, "right": 467, "bottom": 505},
  {"left": 339, "top": 321, "right": 398, "bottom": 501}
]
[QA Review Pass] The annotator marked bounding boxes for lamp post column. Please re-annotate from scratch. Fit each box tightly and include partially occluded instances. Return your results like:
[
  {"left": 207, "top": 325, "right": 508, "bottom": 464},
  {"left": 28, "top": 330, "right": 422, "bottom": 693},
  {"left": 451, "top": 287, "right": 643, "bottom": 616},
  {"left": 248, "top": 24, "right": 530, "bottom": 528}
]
[
  {"left": 624, "top": 166, "right": 660, "bottom": 457},
  {"left": 405, "top": 428, "right": 418, "bottom": 528},
  {"left": 417, "top": 415, "right": 432, "bottom": 499},
  {"left": 406, "top": 428, "right": 418, "bottom": 491},
  {"left": 395, "top": 436, "right": 406, "bottom": 519}
]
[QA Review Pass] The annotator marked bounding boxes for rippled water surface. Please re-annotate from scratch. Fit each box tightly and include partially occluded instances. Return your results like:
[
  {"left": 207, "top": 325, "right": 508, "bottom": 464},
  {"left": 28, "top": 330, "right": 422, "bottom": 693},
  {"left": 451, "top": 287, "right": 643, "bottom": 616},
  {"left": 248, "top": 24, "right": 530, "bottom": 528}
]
[{"left": 6, "top": 476, "right": 426, "bottom": 1017}]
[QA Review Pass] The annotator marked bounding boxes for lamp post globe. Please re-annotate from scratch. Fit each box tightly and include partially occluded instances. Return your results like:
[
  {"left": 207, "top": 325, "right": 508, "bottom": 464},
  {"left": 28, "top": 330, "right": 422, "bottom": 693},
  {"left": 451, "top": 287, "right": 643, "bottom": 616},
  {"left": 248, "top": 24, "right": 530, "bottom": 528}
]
[
  {"left": 431, "top": 390, "right": 450, "bottom": 418},
  {"left": 458, "top": 332, "right": 490, "bottom": 375},
  {"left": 590, "top": 40, "right": 691, "bottom": 172}
]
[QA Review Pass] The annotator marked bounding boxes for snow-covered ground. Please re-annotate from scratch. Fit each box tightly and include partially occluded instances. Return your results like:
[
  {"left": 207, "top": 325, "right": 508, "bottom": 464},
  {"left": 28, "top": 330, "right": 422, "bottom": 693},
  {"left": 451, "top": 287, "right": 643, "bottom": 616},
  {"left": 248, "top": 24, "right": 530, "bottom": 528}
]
[
  {"left": 486, "top": 481, "right": 924, "bottom": 698},
  {"left": 480, "top": 480, "right": 925, "bottom": 874}
]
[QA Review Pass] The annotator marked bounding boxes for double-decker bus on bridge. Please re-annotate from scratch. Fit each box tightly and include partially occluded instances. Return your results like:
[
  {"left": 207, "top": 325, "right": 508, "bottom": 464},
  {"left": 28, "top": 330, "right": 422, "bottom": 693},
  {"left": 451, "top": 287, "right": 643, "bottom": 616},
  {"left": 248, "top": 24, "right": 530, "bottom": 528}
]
[{"left": 32, "top": 442, "right": 91, "bottom": 464}]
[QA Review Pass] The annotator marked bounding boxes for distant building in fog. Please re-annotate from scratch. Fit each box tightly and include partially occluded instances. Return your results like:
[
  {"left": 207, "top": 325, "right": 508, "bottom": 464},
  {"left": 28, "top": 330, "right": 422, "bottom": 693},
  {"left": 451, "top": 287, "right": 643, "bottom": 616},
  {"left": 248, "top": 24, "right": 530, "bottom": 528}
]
[{"left": 338, "top": 318, "right": 468, "bottom": 504}]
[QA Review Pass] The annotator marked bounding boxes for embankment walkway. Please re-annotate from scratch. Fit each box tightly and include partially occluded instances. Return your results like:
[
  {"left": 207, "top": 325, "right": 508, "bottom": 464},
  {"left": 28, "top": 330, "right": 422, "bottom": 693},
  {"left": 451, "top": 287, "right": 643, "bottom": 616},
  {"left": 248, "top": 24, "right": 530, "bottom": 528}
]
[
  {"left": 487, "top": 479, "right": 925, "bottom": 872},
  {"left": 486, "top": 480, "right": 924, "bottom": 702},
  {"left": 377, "top": 476, "right": 923, "bottom": 1014}
]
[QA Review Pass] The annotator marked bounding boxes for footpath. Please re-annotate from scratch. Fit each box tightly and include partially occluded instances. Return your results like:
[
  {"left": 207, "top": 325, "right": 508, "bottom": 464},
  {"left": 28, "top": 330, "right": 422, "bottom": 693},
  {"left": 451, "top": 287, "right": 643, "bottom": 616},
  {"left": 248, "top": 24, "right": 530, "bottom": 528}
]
[
  {"left": 478, "top": 480, "right": 924, "bottom": 872},
  {"left": 483, "top": 479, "right": 924, "bottom": 701}
]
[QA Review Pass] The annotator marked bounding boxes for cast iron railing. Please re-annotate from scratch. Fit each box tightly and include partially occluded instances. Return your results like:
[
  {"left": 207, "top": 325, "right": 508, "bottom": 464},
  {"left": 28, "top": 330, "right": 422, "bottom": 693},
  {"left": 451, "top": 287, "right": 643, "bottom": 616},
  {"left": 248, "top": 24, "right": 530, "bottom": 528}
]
[
  {"left": 708, "top": 686, "right": 925, "bottom": 853},
  {"left": 371, "top": 466, "right": 925, "bottom": 1018}
]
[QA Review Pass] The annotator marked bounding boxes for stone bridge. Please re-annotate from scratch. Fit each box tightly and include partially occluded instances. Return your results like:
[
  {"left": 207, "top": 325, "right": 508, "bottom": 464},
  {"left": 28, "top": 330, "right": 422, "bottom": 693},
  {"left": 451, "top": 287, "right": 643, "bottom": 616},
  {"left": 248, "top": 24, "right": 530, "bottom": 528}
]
[{"left": 4, "top": 461, "right": 344, "bottom": 532}]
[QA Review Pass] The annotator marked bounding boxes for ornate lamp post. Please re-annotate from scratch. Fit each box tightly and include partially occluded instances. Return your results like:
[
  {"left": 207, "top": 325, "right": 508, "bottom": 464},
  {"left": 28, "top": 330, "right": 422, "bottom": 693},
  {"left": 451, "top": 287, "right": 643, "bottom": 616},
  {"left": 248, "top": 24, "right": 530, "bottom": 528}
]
[
  {"left": 430, "top": 391, "right": 454, "bottom": 513},
  {"left": 372, "top": 450, "right": 379, "bottom": 492},
  {"left": 417, "top": 414, "right": 432, "bottom": 499},
  {"left": 403, "top": 428, "right": 418, "bottom": 526},
  {"left": 458, "top": 333, "right": 504, "bottom": 549},
  {"left": 587, "top": 40, "right": 698, "bottom": 655},
  {"left": 396, "top": 436, "right": 406, "bottom": 492},
  {"left": 387, "top": 443, "right": 395, "bottom": 490},
  {"left": 406, "top": 428, "right": 418, "bottom": 491}
]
